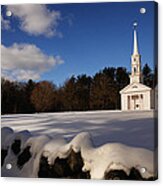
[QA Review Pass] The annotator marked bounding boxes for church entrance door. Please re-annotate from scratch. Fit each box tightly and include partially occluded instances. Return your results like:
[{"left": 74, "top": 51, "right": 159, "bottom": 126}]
[{"left": 132, "top": 95, "right": 139, "bottom": 110}]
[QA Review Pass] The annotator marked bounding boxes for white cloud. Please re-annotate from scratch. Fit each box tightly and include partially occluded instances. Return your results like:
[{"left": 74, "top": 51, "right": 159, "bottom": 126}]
[
  {"left": 6, "top": 4, "right": 61, "bottom": 37},
  {"left": 1, "top": 16, "right": 10, "bottom": 30},
  {"left": 1, "top": 43, "right": 64, "bottom": 81}
]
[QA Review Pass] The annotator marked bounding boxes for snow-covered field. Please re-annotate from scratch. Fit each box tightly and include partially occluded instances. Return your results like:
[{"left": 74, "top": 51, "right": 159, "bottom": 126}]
[
  {"left": 1, "top": 110, "right": 155, "bottom": 150},
  {"left": 1, "top": 110, "right": 157, "bottom": 179}
]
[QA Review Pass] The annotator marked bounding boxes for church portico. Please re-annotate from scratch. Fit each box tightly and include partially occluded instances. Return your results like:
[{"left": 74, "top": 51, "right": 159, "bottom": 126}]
[
  {"left": 126, "top": 93, "right": 148, "bottom": 111},
  {"left": 120, "top": 82, "right": 151, "bottom": 111},
  {"left": 128, "top": 94, "right": 141, "bottom": 110}
]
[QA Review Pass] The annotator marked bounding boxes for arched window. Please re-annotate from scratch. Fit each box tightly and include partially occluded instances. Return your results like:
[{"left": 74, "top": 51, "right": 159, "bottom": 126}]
[{"left": 134, "top": 67, "right": 137, "bottom": 74}]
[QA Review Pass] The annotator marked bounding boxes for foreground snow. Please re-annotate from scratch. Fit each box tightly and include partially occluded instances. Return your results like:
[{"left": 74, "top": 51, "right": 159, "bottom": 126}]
[
  {"left": 1, "top": 110, "right": 157, "bottom": 179},
  {"left": 1, "top": 127, "right": 156, "bottom": 179}
]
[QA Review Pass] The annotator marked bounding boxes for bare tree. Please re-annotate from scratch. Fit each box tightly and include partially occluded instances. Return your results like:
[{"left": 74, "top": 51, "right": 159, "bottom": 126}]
[{"left": 31, "top": 81, "right": 55, "bottom": 112}]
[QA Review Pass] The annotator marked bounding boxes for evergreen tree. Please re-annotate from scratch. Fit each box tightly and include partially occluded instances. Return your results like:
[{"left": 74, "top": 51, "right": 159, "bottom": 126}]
[
  {"left": 115, "top": 67, "right": 130, "bottom": 109},
  {"left": 24, "top": 79, "right": 36, "bottom": 113},
  {"left": 90, "top": 68, "right": 117, "bottom": 110},
  {"left": 142, "top": 63, "right": 154, "bottom": 88},
  {"left": 75, "top": 75, "right": 92, "bottom": 111},
  {"left": 116, "top": 67, "right": 129, "bottom": 89},
  {"left": 62, "top": 76, "right": 77, "bottom": 111}
]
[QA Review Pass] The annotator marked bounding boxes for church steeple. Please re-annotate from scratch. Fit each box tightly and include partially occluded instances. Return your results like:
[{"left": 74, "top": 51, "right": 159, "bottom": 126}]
[
  {"left": 130, "top": 22, "right": 142, "bottom": 84},
  {"left": 133, "top": 27, "right": 139, "bottom": 55}
]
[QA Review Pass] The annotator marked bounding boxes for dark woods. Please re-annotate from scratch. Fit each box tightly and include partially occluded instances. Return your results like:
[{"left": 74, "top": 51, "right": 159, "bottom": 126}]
[{"left": 1, "top": 64, "right": 155, "bottom": 114}]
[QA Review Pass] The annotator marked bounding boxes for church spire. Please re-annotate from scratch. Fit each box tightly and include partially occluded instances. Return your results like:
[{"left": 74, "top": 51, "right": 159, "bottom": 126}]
[
  {"left": 130, "top": 21, "right": 142, "bottom": 84},
  {"left": 133, "top": 22, "right": 139, "bottom": 55}
]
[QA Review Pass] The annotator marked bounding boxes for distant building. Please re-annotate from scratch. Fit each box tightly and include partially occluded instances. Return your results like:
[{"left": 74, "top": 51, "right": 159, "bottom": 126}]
[{"left": 120, "top": 22, "right": 153, "bottom": 111}]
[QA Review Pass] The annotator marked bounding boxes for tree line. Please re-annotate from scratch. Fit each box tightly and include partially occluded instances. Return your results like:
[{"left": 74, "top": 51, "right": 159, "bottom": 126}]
[{"left": 1, "top": 64, "right": 155, "bottom": 114}]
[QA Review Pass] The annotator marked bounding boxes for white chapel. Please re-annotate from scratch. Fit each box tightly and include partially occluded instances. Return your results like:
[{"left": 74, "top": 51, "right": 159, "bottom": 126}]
[{"left": 120, "top": 22, "right": 153, "bottom": 111}]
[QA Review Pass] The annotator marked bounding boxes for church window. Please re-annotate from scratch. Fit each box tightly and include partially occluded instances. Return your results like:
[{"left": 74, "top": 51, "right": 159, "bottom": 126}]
[{"left": 134, "top": 67, "right": 137, "bottom": 73}]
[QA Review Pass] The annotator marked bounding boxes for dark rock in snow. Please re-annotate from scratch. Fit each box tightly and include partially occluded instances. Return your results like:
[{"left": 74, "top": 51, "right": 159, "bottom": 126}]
[
  {"left": 104, "top": 169, "right": 128, "bottom": 180},
  {"left": 38, "top": 150, "right": 90, "bottom": 179},
  {"left": 1, "top": 149, "right": 8, "bottom": 166},
  {"left": 17, "top": 146, "right": 32, "bottom": 169},
  {"left": 130, "top": 167, "right": 157, "bottom": 181},
  {"left": 104, "top": 167, "right": 157, "bottom": 180},
  {"left": 128, "top": 167, "right": 157, "bottom": 180},
  {"left": 128, "top": 167, "right": 144, "bottom": 180},
  {"left": 11, "top": 139, "right": 21, "bottom": 155}
]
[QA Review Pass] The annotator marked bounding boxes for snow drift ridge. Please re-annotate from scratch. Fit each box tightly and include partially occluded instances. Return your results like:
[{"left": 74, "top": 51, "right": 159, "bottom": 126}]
[{"left": 1, "top": 127, "right": 157, "bottom": 180}]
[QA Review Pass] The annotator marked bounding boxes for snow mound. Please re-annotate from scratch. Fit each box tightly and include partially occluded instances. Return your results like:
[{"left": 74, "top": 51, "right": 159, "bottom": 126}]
[{"left": 1, "top": 127, "right": 157, "bottom": 180}]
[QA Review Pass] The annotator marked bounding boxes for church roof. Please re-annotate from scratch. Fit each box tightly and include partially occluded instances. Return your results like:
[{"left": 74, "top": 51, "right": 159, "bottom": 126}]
[{"left": 120, "top": 82, "right": 151, "bottom": 94}]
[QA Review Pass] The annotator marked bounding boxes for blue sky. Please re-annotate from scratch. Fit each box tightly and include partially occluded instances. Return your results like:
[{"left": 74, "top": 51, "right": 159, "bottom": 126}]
[{"left": 1, "top": 2, "right": 156, "bottom": 86}]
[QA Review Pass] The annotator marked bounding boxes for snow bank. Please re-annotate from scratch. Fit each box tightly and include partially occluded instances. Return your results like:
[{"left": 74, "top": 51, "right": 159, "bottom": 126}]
[{"left": 1, "top": 127, "right": 157, "bottom": 180}]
